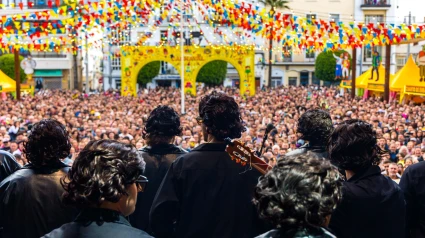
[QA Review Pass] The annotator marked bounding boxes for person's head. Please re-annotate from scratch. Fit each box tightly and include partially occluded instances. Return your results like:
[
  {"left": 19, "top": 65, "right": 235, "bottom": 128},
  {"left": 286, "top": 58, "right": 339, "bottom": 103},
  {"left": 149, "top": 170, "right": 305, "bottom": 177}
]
[
  {"left": 24, "top": 119, "right": 71, "bottom": 167},
  {"left": 388, "top": 163, "right": 398, "bottom": 178},
  {"left": 9, "top": 141, "right": 18, "bottom": 153},
  {"left": 253, "top": 153, "right": 342, "bottom": 231},
  {"left": 297, "top": 109, "right": 332, "bottom": 146},
  {"left": 198, "top": 92, "right": 245, "bottom": 141},
  {"left": 121, "top": 137, "right": 131, "bottom": 145},
  {"left": 389, "top": 143, "right": 397, "bottom": 152},
  {"left": 142, "top": 106, "right": 182, "bottom": 146},
  {"left": 397, "top": 163, "right": 404, "bottom": 174},
  {"left": 405, "top": 157, "right": 413, "bottom": 167},
  {"left": 329, "top": 120, "right": 383, "bottom": 172},
  {"left": 62, "top": 140, "right": 146, "bottom": 216}
]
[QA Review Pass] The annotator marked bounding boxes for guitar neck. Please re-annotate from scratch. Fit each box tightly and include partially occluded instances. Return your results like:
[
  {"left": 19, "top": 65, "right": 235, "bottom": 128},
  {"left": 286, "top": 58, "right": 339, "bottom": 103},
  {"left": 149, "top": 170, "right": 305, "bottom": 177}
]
[{"left": 249, "top": 157, "right": 271, "bottom": 175}]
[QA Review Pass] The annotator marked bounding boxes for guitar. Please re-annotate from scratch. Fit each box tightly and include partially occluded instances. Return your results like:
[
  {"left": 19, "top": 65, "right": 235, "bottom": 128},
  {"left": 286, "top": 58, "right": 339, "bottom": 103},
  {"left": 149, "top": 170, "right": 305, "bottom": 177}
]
[{"left": 224, "top": 138, "right": 272, "bottom": 175}]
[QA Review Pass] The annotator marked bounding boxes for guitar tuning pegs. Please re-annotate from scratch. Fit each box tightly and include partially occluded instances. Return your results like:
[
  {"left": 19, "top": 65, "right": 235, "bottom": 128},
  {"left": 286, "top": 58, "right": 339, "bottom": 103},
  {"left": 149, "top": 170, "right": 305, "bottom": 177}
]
[
  {"left": 236, "top": 158, "right": 241, "bottom": 163},
  {"left": 241, "top": 162, "right": 247, "bottom": 166}
]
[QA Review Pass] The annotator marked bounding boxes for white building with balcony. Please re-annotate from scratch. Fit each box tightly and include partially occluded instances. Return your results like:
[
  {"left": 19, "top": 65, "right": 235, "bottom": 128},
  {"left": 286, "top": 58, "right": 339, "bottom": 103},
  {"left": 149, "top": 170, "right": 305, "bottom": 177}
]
[{"left": 0, "top": 0, "right": 77, "bottom": 89}]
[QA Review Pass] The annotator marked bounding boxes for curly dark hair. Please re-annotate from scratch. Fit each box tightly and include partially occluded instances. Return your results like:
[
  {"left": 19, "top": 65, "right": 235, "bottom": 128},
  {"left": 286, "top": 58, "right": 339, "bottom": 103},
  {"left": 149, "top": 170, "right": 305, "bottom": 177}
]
[
  {"left": 199, "top": 91, "right": 245, "bottom": 140},
  {"left": 61, "top": 139, "right": 145, "bottom": 207},
  {"left": 328, "top": 119, "right": 384, "bottom": 171},
  {"left": 253, "top": 153, "right": 342, "bottom": 231},
  {"left": 142, "top": 105, "right": 182, "bottom": 145},
  {"left": 297, "top": 109, "right": 333, "bottom": 146},
  {"left": 24, "top": 119, "right": 71, "bottom": 167}
]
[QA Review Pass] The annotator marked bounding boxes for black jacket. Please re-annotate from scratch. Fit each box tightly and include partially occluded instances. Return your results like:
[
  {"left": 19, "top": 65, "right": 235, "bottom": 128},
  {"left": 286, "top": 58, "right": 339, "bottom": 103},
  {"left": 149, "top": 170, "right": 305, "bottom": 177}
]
[
  {"left": 329, "top": 165, "right": 405, "bottom": 238},
  {"left": 43, "top": 208, "right": 152, "bottom": 238},
  {"left": 129, "top": 144, "right": 186, "bottom": 232},
  {"left": 0, "top": 162, "right": 77, "bottom": 238},
  {"left": 400, "top": 162, "right": 425, "bottom": 238},
  {"left": 285, "top": 143, "right": 328, "bottom": 159},
  {"left": 149, "top": 143, "right": 266, "bottom": 238},
  {"left": 0, "top": 150, "right": 21, "bottom": 183}
]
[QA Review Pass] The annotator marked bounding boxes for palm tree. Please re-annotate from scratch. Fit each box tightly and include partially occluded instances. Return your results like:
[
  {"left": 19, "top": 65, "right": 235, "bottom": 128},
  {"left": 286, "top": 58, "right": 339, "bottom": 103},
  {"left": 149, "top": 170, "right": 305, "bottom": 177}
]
[{"left": 260, "top": 0, "right": 290, "bottom": 88}]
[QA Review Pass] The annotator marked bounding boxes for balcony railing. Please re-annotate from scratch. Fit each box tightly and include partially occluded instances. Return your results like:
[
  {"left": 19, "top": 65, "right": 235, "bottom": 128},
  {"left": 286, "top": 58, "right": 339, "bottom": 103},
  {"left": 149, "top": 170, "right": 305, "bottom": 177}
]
[
  {"left": 31, "top": 52, "right": 67, "bottom": 58},
  {"left": 361, "top": 0, "right": 391, "bottom": 8}
]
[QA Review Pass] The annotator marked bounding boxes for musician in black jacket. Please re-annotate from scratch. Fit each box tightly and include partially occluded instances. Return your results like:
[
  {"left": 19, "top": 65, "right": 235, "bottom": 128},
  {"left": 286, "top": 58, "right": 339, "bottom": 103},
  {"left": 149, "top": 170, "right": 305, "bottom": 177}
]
[
  {"left": 150, "top": 91, "right": 266, "bottom": 238},
  {"left": 285, "top": 109, "right": 332, "bottom": 159},
  {"left": 328, "top": 120, "right": 405, "bottom": 238},
  {"left": 129, "top": 105, "right": 186, "bottom": 233}
]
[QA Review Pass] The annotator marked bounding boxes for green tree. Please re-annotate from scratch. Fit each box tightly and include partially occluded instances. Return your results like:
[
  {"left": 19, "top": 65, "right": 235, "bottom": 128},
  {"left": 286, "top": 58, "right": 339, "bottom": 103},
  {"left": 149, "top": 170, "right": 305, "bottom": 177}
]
[
  {"left": 315, "top": 50, "right": 351, "bottom": 81},
  {"left": 0, "top": 54, "right": 26, "bottom": 82},
  {"left": 196, "top": 60, "right": 228, "bottom": 85},
  {"left": 137, "top": 61, "right": 160, "bottom": 86},
  {"left": 260, "top": 0, "right": 290, "bottom": 87}
]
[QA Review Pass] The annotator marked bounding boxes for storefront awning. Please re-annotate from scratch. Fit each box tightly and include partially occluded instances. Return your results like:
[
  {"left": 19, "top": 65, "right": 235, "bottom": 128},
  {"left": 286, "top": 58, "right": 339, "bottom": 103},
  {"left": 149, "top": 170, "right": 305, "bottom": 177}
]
[{"left": 34, "top": 70, "right": 63, "bottom": 77}]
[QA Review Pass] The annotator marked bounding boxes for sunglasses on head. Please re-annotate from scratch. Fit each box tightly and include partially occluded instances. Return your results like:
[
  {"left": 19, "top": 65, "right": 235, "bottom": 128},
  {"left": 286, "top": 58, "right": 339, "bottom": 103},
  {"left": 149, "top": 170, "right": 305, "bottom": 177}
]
[{"left": 135, "top": 175, "right": 149, "bottom": 193}]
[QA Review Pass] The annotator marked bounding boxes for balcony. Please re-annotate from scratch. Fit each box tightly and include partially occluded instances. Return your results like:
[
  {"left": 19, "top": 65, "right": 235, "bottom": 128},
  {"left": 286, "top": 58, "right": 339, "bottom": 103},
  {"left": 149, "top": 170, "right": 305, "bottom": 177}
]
[{"left": 361, "top": 0, "right": 391, "bottom": 10}]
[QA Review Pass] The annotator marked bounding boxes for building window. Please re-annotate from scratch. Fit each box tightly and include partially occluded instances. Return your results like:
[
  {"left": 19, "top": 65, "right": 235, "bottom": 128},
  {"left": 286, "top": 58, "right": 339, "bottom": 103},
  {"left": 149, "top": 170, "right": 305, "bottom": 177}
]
[
  {"left": 282, "top": 45, "right": 292, "bottom": 62},
  {"left": 271, "top": 77, "right": 282, "bottom": 88},
  {"left": 306, "top": 50, "right": 315, "bottom": 59},
  {"left": 300, "top": 72, "right": 309, "bottom": 86},
  {"left": 111, "top": 27, "right": 131, "bottom": 46},
  {"left": 288, "top": 77, "right": 297, "bottom": 86},
  {"left": 365, "top": 15, "right": 384, "bottom": 24},
  {"left": 111, "top": 55, "right": 121, "bottom": 71},
  {"left": 306, "top": 14, "right": 317, "bottom": 22},
  {"left": 364, "top": 46, "right": 382, "bottom": 61},
  {"left": 160, "top": 30, "right": 168, "bottom": 44},
  {"left": 312, "top": 72, "right": 320, "bottom": 85},
  {"left": 329, "top": 14, "right": 340, "bottom": 23}
]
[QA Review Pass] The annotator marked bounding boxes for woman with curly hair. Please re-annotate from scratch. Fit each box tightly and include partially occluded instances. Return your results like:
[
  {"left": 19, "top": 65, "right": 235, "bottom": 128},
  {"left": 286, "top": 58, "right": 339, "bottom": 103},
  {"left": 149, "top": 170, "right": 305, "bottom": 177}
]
[
  {"left": 43, "top": 139, "right": 152, "bottom": 238},
  {"left": 328, "top": 119, "right": 405, "bottom": 238},
  {"left": 150, "top": 91, "right": 265, "bottom": 238},
  {"left": 254, "top": 153, "right": 342, "bottom": 238}
]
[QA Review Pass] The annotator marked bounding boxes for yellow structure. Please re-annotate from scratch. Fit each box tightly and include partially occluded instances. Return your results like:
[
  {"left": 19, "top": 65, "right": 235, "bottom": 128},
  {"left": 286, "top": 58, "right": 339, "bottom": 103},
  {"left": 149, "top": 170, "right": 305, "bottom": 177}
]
[
  {"left": 120, "top": 46, "right": 256, "bottom": 96},
  {"left": 340, "top": 65, "right": 394, "bottom": 94},
  {"left": 391, "top": 55, "right": 425, "bottom": 102},
  {"left": 0, "top": 70, "right": 34, "bottom": 95}
]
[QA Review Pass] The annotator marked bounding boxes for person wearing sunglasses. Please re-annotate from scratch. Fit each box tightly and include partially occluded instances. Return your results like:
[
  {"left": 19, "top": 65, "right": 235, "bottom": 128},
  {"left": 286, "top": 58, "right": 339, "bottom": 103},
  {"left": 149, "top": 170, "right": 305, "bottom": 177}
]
[{"left": 43, "top": 140, "right": 152, "bottom": 238}]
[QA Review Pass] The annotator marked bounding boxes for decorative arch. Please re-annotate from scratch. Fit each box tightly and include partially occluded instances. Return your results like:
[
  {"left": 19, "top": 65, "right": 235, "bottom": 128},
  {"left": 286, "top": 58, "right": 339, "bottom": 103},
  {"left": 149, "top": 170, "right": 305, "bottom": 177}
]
[{"left": 120, "top": 46, "right": 256, "bottom": 96}]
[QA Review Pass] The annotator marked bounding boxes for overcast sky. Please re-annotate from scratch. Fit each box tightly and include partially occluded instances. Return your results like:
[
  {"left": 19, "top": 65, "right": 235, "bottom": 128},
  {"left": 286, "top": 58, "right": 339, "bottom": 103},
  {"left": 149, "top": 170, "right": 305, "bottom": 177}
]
[{"left": 394, "top": 0, "right": 425, "bottom": 24}]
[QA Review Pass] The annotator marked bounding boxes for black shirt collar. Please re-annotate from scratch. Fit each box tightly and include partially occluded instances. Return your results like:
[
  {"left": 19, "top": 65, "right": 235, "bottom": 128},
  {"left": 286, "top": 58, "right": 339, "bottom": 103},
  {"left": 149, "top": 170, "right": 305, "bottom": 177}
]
[
  {"left": 141, "top": 144, "right": 186, "bottom": 154},
  {"left": 75, "top": 208, "right": 131, "bottom": 226},
  {"left": 192, "top": 143, "right": 227, "bottom": 152},
  {"left": 347, "top": 165, "right": 381, "bottom": 182}
]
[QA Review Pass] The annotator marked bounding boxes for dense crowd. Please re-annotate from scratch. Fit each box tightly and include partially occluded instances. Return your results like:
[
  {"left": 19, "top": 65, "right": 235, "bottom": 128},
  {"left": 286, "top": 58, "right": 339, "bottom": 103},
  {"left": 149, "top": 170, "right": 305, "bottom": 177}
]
[
  {"left": 1, "top": 85, "right": 424, "bottom": 176},
  {"left": 1, "top": 86, "right": 425, "bottom": 238}
]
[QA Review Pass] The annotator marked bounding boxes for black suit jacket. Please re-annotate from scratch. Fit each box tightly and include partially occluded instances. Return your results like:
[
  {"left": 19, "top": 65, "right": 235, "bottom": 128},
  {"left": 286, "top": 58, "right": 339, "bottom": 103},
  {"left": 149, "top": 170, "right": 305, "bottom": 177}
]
[
  {"left": 0, "top": 162, "right": 77, "bottom": 238},
  {"left": 400, "top": 162, "right": 425, "bottom": 238},
  {"left": 150, "top": 143, "right": 266, "bottom": 238},
  {"left": 329, "top": 165, "right": 405, "bottom": 238},
  {"left": 0, "top": 150, "right": 21, "bottom": 183},
  {"left": 129, "top": 144, "right": 186, "bottom": 233},
  {"left": 43, "top": 208, "right": 153, "bottom": 238}
]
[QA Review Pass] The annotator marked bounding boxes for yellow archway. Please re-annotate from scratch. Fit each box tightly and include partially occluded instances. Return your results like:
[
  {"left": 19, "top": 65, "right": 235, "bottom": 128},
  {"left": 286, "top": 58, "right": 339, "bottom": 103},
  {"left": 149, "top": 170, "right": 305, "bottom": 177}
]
[{"left": 120, "top": 46, "right": 256, "bottom": 96}]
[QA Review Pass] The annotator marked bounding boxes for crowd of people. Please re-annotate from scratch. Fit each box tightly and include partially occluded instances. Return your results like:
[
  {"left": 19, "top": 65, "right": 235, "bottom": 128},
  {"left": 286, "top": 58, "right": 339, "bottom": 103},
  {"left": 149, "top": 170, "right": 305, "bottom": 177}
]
[
  {"left": 0, "top": 85, "right": 425, "bottom": 238},
  {"left": 1, "top": 86, "right": 424, "bottom": 172}
]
